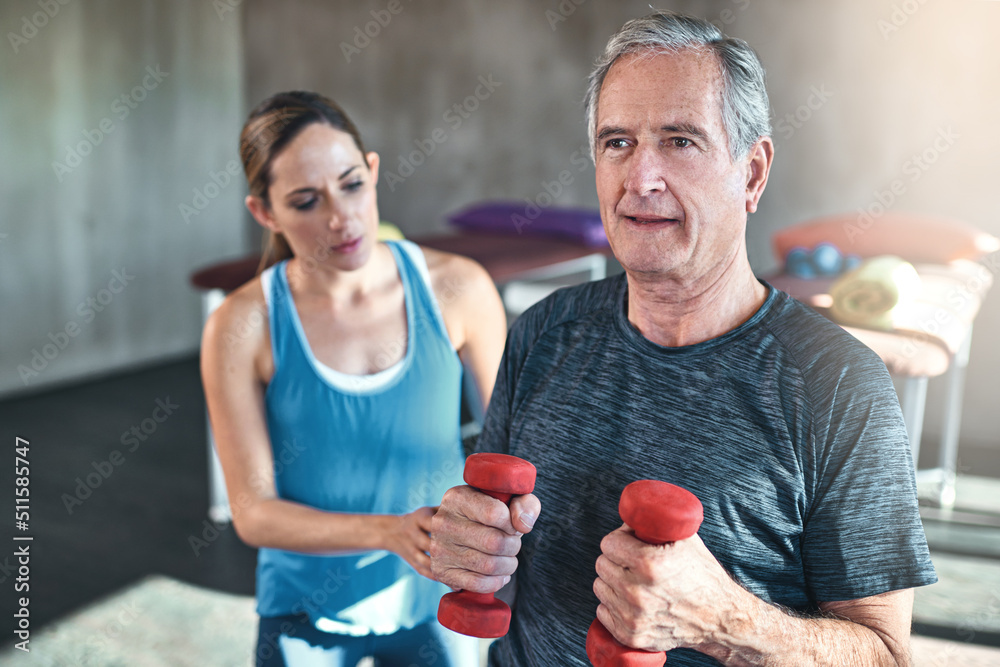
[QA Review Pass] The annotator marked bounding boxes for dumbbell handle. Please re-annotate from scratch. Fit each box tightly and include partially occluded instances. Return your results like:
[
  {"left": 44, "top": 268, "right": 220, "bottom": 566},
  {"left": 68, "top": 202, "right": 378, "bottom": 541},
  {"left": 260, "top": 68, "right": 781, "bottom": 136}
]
[
  {"left": 586, "top": 480, "right": 703, "bottom": 667},
  {"left": 480, "top": 488, "right": 515, "bottom": 504},
  {"left": 437, "top": 453, "right": 536, "bottom": 639}
]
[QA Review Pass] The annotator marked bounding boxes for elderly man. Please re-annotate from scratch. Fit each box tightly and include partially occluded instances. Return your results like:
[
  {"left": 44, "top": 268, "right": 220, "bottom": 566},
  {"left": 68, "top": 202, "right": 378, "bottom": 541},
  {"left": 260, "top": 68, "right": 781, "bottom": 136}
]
[{"left": 430, "top": 11, "right": 936, "bottom": 666}]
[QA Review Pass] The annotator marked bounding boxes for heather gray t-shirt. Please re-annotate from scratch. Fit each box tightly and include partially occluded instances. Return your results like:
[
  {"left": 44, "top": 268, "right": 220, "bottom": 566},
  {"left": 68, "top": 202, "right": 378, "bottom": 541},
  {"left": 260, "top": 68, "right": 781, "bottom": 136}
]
[{"left": 477, "top": 275, "right": 936, "bottom": 666}]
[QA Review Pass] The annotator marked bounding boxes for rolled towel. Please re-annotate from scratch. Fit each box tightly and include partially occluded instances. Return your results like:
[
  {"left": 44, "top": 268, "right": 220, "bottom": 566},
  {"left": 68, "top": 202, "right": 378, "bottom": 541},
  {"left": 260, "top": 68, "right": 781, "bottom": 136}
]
[
  {"left": 829, "top": 255, "right": 922, "bottom": 330},
  {"left": 377, "top": 221, "right": 405, "bottom": 240}
]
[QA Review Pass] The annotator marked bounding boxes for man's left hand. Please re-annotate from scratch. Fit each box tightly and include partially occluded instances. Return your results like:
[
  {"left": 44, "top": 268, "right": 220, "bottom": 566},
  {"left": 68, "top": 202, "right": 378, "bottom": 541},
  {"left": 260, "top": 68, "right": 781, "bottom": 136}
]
[{"left": 593, "top": 523, "right": 746, "bottom": 653}]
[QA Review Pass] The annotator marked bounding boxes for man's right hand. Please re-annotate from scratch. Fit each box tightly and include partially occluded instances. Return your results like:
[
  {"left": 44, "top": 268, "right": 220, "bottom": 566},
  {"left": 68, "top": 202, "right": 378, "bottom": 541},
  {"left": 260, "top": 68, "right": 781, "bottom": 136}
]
[{"left": 429, "top": 484, "right": 541, "bottom": 593}]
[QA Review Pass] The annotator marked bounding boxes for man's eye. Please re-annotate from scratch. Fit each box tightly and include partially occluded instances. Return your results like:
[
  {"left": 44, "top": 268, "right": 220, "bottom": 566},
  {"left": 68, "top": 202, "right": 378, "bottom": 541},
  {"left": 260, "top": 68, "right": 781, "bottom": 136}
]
[
  {"left": 293, "top": 198, "right": 317, "bottom": 211},
  {"left": 672, "top": 137, "right": 692, "bottom": 148},
  {"left": 605, "top": 138, "right": 628, "bottom": 149}
]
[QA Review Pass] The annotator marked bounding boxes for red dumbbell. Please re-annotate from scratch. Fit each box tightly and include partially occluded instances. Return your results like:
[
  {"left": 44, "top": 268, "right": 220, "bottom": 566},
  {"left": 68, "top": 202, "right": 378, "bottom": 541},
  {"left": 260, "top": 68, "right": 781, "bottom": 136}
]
[
  {"left": 586, "top": 480, "right": 704, "bottom": 666},
  {"left": 437, "top": 452, "right": 537, "bottom": 638}
]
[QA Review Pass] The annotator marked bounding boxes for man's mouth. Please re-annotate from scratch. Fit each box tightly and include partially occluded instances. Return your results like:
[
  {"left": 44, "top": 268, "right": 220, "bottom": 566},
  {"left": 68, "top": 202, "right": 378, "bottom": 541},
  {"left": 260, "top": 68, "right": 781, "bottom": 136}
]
[{"left": 623, "top": 215, "right": 681, "bottom": 225}]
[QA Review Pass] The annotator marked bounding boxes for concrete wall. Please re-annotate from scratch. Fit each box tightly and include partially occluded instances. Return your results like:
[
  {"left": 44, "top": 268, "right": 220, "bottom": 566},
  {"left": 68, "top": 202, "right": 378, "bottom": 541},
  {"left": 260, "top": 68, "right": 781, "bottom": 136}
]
[
  {"left": 0, "top": 0, "right": 247, "bottom": 397},
  {"left": 4, "top": 0, "right": 997, "bottom": 454}
]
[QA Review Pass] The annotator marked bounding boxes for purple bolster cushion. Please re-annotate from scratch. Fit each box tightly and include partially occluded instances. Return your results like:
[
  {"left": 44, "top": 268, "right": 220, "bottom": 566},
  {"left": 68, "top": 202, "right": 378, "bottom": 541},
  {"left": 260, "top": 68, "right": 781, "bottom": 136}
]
[{"left": 447, "top": 201, "right": 609, "bottom": 247}]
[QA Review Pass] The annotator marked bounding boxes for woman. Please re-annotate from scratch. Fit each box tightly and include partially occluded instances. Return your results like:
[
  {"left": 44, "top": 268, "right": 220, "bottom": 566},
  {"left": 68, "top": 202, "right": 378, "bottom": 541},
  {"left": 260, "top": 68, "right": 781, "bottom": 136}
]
[{"left": 200, "top": 91, "right": 507, "bottom": 666}]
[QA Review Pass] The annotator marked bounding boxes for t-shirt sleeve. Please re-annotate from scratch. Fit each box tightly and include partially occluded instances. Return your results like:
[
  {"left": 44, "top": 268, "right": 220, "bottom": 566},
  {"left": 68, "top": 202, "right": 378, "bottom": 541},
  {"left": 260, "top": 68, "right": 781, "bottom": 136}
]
[
  {"left": 476, "top": 278, "right": 618, "bottom": 460},
  {"left": 475, "top": 298, "right": 550, "bottom": 457},
  {"left": 799, "top": 350, "right": 937, "bottom": 601},
  {"left": 475, "top": 331, "right": 515, "bottom": 457}
]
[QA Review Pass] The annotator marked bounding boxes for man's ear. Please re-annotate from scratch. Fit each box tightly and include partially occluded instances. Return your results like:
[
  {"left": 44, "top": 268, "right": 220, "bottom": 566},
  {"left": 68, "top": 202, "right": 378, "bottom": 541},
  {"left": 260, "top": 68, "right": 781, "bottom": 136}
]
[
  {"left": 745, "top": 136, "right": 774, "bottom": 214},
  {"left": 246, "top": 195, "right": 279, "bottom": 233},
  {"left": 366, "top": 151, "right": 380, "bottom": 183}
]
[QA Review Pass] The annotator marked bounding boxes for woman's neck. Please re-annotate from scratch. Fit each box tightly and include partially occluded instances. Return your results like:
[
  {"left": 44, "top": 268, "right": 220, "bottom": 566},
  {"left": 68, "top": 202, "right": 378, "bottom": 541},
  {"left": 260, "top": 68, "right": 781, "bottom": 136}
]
[{"left": 285, "top": 242, "right": 391, "bottom": 307}]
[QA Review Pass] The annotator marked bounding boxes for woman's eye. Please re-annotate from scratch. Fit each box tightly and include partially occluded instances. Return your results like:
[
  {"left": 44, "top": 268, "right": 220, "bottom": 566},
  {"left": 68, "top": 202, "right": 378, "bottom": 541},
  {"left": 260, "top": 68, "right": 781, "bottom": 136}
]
[
  {"left": 344, "top": 181, "right": 364, "bottom": 193},
  {"left": 293, "top": 198, "right": 317, "bottom": 211}
]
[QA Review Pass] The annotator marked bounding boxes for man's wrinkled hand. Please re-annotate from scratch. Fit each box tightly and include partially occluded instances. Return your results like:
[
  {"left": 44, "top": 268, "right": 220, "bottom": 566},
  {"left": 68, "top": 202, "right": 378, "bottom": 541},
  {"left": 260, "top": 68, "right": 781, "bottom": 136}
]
[{"left": 430, "top": 484, "right": 540, "bottom": 592}]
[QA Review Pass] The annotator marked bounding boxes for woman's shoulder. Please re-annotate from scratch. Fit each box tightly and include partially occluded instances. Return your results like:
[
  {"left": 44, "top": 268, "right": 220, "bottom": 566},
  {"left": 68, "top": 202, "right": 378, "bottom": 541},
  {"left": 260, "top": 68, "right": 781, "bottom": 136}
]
[
  {"left": 202, "top": 274, "right": 270, "bottom": 363},
  {"left": 412, "top": 244, "right": 494, "bottom": 299},
  {"left": 410, "top": 243, "right": 505, "bottom": 352}
]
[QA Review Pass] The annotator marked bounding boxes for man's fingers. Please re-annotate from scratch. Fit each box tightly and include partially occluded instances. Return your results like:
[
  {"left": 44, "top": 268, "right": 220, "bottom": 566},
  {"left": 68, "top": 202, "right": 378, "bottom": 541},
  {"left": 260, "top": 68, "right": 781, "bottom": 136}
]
[
  {"left": 509, "top": 493, "right": 541, "bottom": 534},
  {"left": 600, "top": 523, "right": 642, "bottom": 563},
  {"left": 432, "top": 539, "right": 520, "bottom": 577},
  {"left": 594, "top": 552, "right": 629, "bottom": 593},
  {"left": 594, "top": 577, "right": 655, "bottom": 652},
  {"left": 459, "top": 518, "right": 523, "bottom": 558},
  {"left": 594, "top": 603, "right": 620, "bottom": 644},
  {"left": 430, "top": 484, "right": 528, "bottom": 590},
  {"left": 593, "top": 569, "right": 615, "bottom": 607},
  {"left": 435, "top": 489, "right": 523, "bottom": 557},
  {"left": 439, "top": 486, "right": 510, "bottom": 531},
  {"left": 439, "top": 567, "right": 511, "bottom": 594},
  {"left": 594, "top": 553, "right": 643, "bottom": 620}
]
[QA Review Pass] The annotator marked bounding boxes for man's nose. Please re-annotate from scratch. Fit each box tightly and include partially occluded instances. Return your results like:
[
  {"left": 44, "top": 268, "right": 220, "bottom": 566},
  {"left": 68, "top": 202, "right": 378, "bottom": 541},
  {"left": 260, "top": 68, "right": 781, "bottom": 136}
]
[{"left": 623, "top": 144, "right": 667, "bottom": 196}]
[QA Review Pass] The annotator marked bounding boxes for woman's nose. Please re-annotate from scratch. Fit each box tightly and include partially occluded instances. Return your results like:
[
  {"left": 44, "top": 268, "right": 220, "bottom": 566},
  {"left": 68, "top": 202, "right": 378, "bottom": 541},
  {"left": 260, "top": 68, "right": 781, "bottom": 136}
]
[{"left": 326, "top": 198, "right": 347, "bottom": 230}]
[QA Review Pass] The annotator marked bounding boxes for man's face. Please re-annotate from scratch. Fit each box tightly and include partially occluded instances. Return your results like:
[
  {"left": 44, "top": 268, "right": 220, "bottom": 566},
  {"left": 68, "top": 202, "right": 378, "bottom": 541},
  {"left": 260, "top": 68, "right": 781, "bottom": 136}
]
[{"left": 594, "top": 49, "right": 758, "bottom": 282}]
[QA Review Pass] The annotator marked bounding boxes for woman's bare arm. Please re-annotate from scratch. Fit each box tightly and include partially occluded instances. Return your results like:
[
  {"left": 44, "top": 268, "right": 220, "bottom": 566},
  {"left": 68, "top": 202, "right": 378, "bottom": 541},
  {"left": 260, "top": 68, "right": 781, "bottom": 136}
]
[
  {"left": 200, "top": 281, "right": 436, "bottom": 576},
  {"left": 424, "top": 248, "right": 507, "bottom": 414}
]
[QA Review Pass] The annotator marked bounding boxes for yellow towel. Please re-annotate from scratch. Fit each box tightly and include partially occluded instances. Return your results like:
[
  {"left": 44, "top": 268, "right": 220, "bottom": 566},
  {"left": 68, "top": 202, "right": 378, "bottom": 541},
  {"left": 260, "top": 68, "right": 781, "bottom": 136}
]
[
  {"left": 829, "top": 255, "right": 922, "bottom": 330},
  {"left": 377, "top": 221, "right": 405, "bottom": 240}
]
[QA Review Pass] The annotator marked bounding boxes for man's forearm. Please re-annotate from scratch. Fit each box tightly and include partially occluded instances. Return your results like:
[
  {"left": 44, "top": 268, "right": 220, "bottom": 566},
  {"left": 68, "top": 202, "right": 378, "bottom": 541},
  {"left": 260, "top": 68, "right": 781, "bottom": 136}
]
[{"left": 697, "top": 586, "right": 909, "bottom": 667}]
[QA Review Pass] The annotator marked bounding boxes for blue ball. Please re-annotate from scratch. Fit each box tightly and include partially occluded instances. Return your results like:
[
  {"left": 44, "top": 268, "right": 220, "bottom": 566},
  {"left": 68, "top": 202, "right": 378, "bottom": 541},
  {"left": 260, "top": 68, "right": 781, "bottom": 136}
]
[
  {"left": 786, "top": 247, "right": 817, "bottom": 279},
  {"left": 842, "top": 254, "right": 863, "bottom": 272},
  {"left": 811, "top": 242, "right": 844, "bottom": 277}
]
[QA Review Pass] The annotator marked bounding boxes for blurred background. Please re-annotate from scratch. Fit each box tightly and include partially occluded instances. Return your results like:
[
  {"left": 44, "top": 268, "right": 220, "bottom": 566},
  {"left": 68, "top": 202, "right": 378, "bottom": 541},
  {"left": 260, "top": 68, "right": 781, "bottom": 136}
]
[{"left": 1, "top": 0, "right": 999, "bottom": 664}]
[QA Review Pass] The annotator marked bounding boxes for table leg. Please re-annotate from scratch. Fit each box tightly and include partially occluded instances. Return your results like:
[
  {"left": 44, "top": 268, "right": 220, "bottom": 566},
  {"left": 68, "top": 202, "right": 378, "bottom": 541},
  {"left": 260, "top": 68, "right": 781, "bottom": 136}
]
[
  {"left": 901, "top": 375, "right": 929, "bottom": 472},
  {"left": 202, "top": 289, "right": 232, "bottom": 523},
  {"left": 936, "top": 327, "right": 973, "bottom": 509}
]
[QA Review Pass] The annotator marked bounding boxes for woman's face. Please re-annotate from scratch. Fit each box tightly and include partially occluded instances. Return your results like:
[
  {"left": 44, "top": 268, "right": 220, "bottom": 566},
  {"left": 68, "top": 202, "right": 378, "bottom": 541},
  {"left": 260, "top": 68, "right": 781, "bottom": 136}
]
[{"left": 256, "top": 122, "right": 381, "bottom": 273}]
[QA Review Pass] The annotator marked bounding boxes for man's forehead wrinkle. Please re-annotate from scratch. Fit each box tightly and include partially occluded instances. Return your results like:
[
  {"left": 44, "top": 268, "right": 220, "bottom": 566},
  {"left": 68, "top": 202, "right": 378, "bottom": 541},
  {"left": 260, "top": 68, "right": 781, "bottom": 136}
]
[
  {"left": 618, "top": 45, "right": 724, "bottom": 84},
  {"left": 597, "top": 53, "right": 725, "bottom": 142},
  {"left": 603, "top": 49, "right": 723, "bottom": 93}
]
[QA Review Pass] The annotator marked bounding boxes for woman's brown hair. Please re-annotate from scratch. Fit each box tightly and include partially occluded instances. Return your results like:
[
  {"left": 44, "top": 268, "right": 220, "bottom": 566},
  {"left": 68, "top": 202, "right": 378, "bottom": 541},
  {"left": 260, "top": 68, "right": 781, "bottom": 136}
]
[{"left": 239, "top": 91, "right": 368, "bottom": 274}]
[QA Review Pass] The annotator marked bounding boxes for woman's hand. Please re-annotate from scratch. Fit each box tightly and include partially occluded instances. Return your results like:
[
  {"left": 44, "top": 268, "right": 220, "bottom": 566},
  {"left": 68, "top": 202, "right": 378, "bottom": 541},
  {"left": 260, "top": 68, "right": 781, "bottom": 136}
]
[{"left": 382, "top": 506, "right": 437, "bottom": 579}]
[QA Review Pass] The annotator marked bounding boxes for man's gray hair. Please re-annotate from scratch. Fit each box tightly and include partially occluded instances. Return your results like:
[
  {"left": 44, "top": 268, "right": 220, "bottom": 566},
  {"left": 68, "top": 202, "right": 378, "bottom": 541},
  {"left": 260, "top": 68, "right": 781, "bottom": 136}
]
[{"left": 585, "top": 11, "right": 771, "bottom": 161}]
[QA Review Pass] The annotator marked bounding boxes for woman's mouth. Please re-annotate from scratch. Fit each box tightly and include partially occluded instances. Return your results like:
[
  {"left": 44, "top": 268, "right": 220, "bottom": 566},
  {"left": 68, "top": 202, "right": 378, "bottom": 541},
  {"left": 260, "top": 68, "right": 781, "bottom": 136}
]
[{"left": 332, "top": 237, "right": 362, "bottom": 253}]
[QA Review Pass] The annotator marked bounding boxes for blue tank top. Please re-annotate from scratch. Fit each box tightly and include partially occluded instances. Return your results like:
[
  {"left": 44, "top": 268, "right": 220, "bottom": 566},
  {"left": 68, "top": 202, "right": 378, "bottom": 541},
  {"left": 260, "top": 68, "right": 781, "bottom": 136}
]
[{"left": 257, "top": 240, "right": 465, "bottom": 635}]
